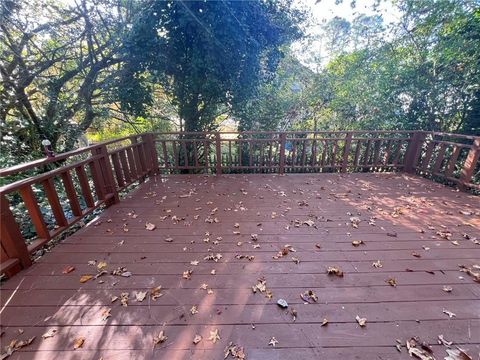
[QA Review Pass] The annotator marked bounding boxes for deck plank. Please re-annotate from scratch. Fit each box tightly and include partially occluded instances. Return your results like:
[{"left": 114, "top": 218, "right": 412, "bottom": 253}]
[{"left": 1, "top": 173, "right": 479, "bottom": 360}]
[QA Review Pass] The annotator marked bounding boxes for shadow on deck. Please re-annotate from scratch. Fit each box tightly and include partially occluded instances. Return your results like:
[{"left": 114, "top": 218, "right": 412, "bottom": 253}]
[{"left": 1, "top": 173, "right": 479, "bottom": 359}]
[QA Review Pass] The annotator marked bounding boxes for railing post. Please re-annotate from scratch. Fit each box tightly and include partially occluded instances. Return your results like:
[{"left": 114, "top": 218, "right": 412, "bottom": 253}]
[
  {"left": 341, "top": 132, "right": 352, "bottom": 173},
  {"left": 141, "top": 133, "right": 159, "bottom": 175},
  {"left": 215, "top": 132, "right": 222, "bottom": 175},
  {"left": 459, "top": 137, "right": 480, "bottom": 189},
  {"left": 279, "top": 133, "right": 286, "bottom": 175},
  {"left": 404, "top": 131, "right": 426, "bottom": 173},
  {"left": 1, "top": 195, "right": 32, "bottom": 271},
  {"left": 91, "top": 144, "right": 119, "bottom": 206}
]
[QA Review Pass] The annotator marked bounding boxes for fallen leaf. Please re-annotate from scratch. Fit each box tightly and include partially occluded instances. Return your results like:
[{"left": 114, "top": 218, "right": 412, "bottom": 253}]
[
  {"left": 444, "top": 348, "right": 472, "bottom": 360},
  {"left": 443, "top": 309, "right": 456, "bottom": 318},
  {"left": 135, "top": 291, "right": 147, "bottom": 302},
  {"left": 153, "top": 331, "right": 167, "bottom": 347},
  {"left": 321, "top": 318, "right": 329, "bottom": 326},
  {"left": 42, "top": 329, "right": 57, "bottom": 339},
  {"left": 208, "top": 328, "right": 220, "bottom": 344},
  {"left": 224, "top": 342, "right": 246, "bottom": 359},
  {"left": 355, "top": 315, "right": 367, "bottom": 327},
  {"left": 182, "top": 270, "right": 193, "bottom": 279},
  {"left": 97, "top": 261, "right": 107, "bottom": 271},
  {"left": 190, "top": 305, "right": 198, "bottom": 315},
  {"left": 268, "top": 337, "right": 278, "bottom": 347},
  {"left": 300, "top": 290, "right": 318, "bottom": 303},
  {"left": 145, "top": 222, "right": 156, "bottom": 231},
  {"left": 387, "top": 278, "right": 397, "bottom": 287},
  {"left": 437, "top": 334, "right": 452, "bottom": 346},
  {"left": 351, "top": 240, "right": 365, "bottom": 247},
  {"left": 190, "top": 260, "right": 199, "bottom": 266},
  {"left": 193, "top": 335, "right": 202, "bottom": 345},
  {"left": 79, "top": 275, "right": 93, "bottom": 283},
  {"left": 73, "top": 336, "right": 85, "bottom": 349},
  {"left": 443, "top": 285, "right": 453, "bottom": 293},
  {"left": 372, "top": 260, "right": 383, "bottom": 268},
  {"left": 120, "top": 292, "right": 129, "bottom": 307},
  {"left": 101, "top": 308, "right": 111, "bottom": 321},
  {"left": 326, "top": 266, "right": 344, "bottom": 277},
  {"left": 62, "top": 266, "right": 75, "bottom": 274},
  {"left": 151, "top": 286, "right": 163, "bottom": 300}
]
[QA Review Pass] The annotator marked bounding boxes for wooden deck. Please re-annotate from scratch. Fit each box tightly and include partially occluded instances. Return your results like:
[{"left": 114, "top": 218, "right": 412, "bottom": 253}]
[{"left": 1, "top": 173, "right": 479, "bottom": 359}]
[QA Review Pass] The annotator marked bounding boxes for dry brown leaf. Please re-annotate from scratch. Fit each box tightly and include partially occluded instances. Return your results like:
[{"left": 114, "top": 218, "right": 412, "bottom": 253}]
[
  {"left": 372, "top": 260, "right": 383, "bottom": 268},
  {"left": 73, "top": 336, "right": 85, "bottom": 350},
  {"left": 145, "top": 222, "right": 156, "bottom": 231},
  {"left": 151, "top": 286, "right": 163, "bottom": 300},
  {"left": 444, "top": 348, "right": 472, "bottom": 360},
  {"left": 208, "top": 328, "right": 220, "bottom": 344},
  {"left": 387, "top": 278, "right": 397, "bottom": 287},
  {"left": 355, "top": 315, "right": 367, "bottom": 327},
  {"left": 190, "top": 260, "right": 199, "bottom": 266},
  {"left": 120, "top": 292, "right": 129, "bottom": 307},
  {"left": 351, "top": 240, "right": 365, "bottom": 247},
  {"left": 300, "top": 290, "right": 318, "bottom": 303},
  {"left": 224, "top": 342, "right": 246, "bottom": 359},
  {"left": 182, "top": 270, "right": 193, "bottom": 279},
  {"left": 97, "top": 261, "right": 107, "bottom": 271},
  {"left": 321, "top": 318, "right": 329, "bottom": 326},
  {"left": 79, "top": 275, "right": 93, "bottom": 283},
  {"left": 443, "top": 285, "right": 453, "bottom": 293},
  {"left": 326, "top": 266, "right": 344, "bottom": 277},
  {"left": 135, "top": 291, "right": 147, "bottom": 302},
  {"left": 42, "top": 329, "right": 57, "bottom": 339},
  {"left": 62, "top": 266, "right": 75, "bottom": 274},
  {"left": 443, "top": 309, "right": 456, "bottom": 318},
  {"left": 101, "top": 308, "right": 111, "bottom": 321},
  {"left": 268, "top": 337, "right": 278, "bottom": 347},
  {"left": 190, "top": 305, "right": 198, "bottom": 315},
  {"left": 193, "top": 335, "right": 202, "bottom": 345},
  {"left": 153, "top": 331, "right": 167, "bottom": 347}
]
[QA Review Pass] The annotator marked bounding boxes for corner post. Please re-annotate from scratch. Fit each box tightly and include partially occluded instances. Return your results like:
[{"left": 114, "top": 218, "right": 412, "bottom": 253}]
[
  {"left": 459, "top": 137, "right": 480, "bottom": 189},
  {"left": 91, "top": 144, "right": 119, "bottom": 206},
  {"left": 1, "top": 195, "right": 32, "bottom": 271},
  {"left": 279, "top": 133, "right": 286, "bottom": 174},
  {"left": 141, "top": 133, "right": 159, "bottom": 175},
  {"left": 404, "top": 131, "right": 426, "bottom": 173},
  {"left": 341, "top": 132, "right": 352, "bottom": 173},
  {"left": 215, "top": 132, "right": 222, "bottom": 175}
]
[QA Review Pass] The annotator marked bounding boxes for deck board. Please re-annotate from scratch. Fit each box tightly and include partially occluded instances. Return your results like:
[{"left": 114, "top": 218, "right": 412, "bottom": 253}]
[{"left": 1, "top": 173, "right": 479, "bottom": 359}]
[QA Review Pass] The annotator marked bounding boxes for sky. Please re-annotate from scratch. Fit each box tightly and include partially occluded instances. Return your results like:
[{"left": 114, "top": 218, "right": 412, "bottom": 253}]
[{"left": 293, "top": 0, "right": 401, "bottom": 69}]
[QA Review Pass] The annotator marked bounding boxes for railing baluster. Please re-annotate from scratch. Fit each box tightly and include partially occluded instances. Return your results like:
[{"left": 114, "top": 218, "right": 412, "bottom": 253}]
[
  {"left": 111, "top": 152, "right": 125, "bottom": 189},
  {"left": 215, "top": 133, "right": 222, "bottom": 174},
  {"left": 61, "top": 171, "right": 82, "bottom": 217},
  {"left": 432, "top": 143, "right": 447, "bottom": 175},
  {"left": 279, "top": 133, "right": 286, "bottom": 174},
  {"left": 0, "top": 195, "right": 32, "bottom": 271},
  {"left": 341, "top": 133, "right": 352, "bottom": 172},
  {"left": 421, "top": 141, "right": 436, "bottom": 171},
  {"left": 75, "top": 165, "right": 95, "bottom": 208},
  {"left": 42, "top": 177, "right": 68, "bottom": 227},
  {"left": 444, "top": 145, "right": 461, "bottom": 178},
  {"left": 459, "top": 137, "right": 480, "bottom": 188},
  {"left": 19, "top": 185, "right": 50, "bottom": 240},
  {"left": 119, "top": 150, "right": 132, "bottom": 184}
]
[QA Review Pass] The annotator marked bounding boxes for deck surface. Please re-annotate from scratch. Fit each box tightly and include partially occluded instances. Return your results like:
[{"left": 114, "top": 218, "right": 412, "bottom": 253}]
[{"left": 1, "top": 173, "right": 479, "bottom": 360}]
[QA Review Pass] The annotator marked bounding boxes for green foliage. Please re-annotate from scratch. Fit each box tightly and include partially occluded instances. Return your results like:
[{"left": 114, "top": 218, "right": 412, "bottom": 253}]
[{"left": 121, "top": 0, "right": 306, "bottom": 132}]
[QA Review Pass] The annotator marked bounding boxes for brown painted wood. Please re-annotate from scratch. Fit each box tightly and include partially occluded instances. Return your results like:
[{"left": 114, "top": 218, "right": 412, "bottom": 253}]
[
  {"left": 110, "top": 152, "right": 125, "bottom": 189},
  {"left": 18, "top": 185, "right": 50, "bottom": 240},
  {"left": 460, "top": 137, "right": 480, "bottom": 186},
  {"left": 75, "top": 165, "right": 95, "bottom": 208},
  {"left": 60, "top": 171, "right": 82, "bottom": 217},
  {"left": 42, "top": 177, "right": 68, "bottom": 227}
]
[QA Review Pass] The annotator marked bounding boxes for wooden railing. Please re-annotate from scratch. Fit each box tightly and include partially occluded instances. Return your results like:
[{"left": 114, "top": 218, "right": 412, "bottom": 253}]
[{"left": 0, "top": 130, "right": 478, "bottom": 277}]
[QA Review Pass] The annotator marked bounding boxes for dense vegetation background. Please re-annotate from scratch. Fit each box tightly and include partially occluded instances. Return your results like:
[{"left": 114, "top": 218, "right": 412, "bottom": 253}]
[{"left": 1, "top": 0, "right": 479, "bottom": 167}]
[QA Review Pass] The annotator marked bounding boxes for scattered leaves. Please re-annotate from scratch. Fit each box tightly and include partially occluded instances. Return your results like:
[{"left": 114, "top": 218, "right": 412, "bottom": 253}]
[
  {"left": 145, "top": 222, "right": 156, "bottom": 231},
  {"left": 73, "top": 336, "right": 85, "bottom": 349},
  {"left": 351, "top": 240, "right": 365, "bottom": 247},
  {"left": 387, "top": 278, "right": 397, "bottom": 287},
  {"left": 326, "top": 266, "right": 344, "bottom": 277},
  {"left": 208, "top": 329, "right": 220, "bottom": 344},
  {"left": 42, "top": 329, "right": 57, "bottom": 339},
  {"left": 300, "top": 290, "right": 318, "bottom": 303},
  {"left": 79, "top": 274, "right": 93, "bottom": 283},
  {"left": 355, "top": 315, "right": 367, "bottom": 327},
  {"left": 268, "top": 337, "right": 278, "bottom": 347},
  {"left": 193, "top": 335, "right": 202, "bottom": 345},
  {"left": 224, "top": 342, "right": 246, "bottom": 359},
  {"left": 153, "top": 331, "right": 167, "bottom": 347}
]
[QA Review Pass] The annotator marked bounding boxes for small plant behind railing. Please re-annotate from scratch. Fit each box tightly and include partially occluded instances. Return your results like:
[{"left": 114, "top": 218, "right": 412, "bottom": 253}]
[{"left": 0, "top": 130, "right": 478, "bottom": 278}]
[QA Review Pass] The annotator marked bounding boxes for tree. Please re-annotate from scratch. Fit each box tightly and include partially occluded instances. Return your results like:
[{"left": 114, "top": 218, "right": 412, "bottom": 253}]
[{"left": 121, "top": 0, "right": 305, "bottom": 132}]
